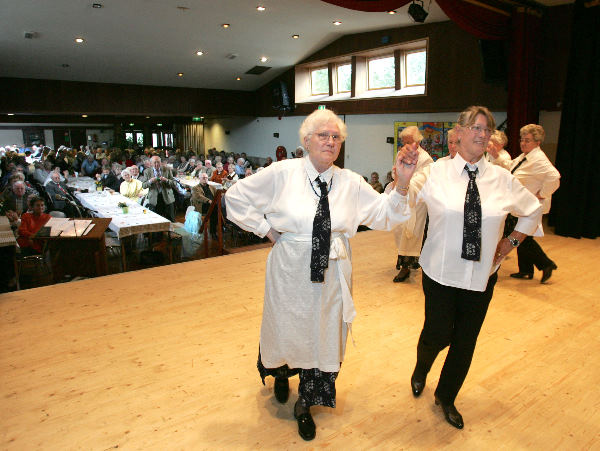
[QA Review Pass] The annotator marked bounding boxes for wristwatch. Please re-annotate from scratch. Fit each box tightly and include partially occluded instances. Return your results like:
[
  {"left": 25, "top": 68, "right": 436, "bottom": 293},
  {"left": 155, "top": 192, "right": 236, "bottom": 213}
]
[{"left": 507, "top": 235, "right": 520, "bottom": 247}]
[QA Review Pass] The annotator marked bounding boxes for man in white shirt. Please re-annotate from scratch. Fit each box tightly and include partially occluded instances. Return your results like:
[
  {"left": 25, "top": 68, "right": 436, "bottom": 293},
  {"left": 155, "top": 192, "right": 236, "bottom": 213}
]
[
  {"left": 392, "top": 126, "right": 433, "bottom": 282},
  {"left": 509, "top": 124, "right": 560, "bottom": 283}
]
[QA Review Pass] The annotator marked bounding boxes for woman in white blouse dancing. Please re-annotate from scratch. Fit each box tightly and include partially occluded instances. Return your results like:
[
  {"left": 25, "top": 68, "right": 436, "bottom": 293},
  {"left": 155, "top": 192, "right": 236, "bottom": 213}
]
[
  {"left": 225, "top": 109, "right": 417, "bottom": 441},
  {"left": 406, "top": 106, "right": 542, "bottom": 429}
]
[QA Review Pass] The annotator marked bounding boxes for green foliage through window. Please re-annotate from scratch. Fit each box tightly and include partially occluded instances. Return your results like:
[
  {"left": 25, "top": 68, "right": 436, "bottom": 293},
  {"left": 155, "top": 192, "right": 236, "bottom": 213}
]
[
  {"left": 311, "top": 68, "right": 329, "bottom": 95},
  {"left": 368, "top": 56, "right": 395, "bottom": 90}
]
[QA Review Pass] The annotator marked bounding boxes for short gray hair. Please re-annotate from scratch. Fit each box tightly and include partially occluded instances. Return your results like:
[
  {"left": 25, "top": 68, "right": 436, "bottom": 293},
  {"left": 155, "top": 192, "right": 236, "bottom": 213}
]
[
  {"left": 399, "top": 126, "right": 424, "bottom": 143},
  {"left": 299, "top": 109, "right": 347, "bottom": 144},
  {"left": 121, "top": 168, "right": 131, "bottom": 178},
  {"left": 520, "top": 124, "right": 545, "bottom": 144},
  {"left": 490, "top": 130, "right": 508, "bottom": 147}
]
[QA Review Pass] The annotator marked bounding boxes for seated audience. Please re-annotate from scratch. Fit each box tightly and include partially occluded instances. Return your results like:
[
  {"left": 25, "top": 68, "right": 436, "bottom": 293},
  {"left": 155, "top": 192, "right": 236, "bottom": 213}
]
[
  {"left": 190, "top": 160, "right": 205, "bottom": 178},
  {"left": 245, "top": 167, "right": 253, "bottom": 178},
  {"left": 204, "top": 159, "right": 215, "bottom": 178},
  {"left": 222, "top": 163, "right": 239, "bottom": 189},
  {"left": 294, "top": 146, "right": 304, "bottom": 158},
  {"left": 81, "top": 154, "right": 100, "bottom": 176},
  {"left": 45, "top": 171, "right": 74, "bottom": 214},
  {"left": 210, "top": 162, "right": 228, "bottom": 184},
  {"left": 119, "top": 168, "right": 144, "bottom": 201},
  {"left": 96, "top": 165, "right": 121, "bottom": 191},
  {"left": 370, "top": 171, "right": 384, "bottom": 193},
  {"left": 264, "top": 156, "right": 273, "bottom": 167},
  {"left": 234, "top": 158, "right": 246, "bottom": 178},
  {"left": 17, "top": 196, "right": 51, "bottom": 255},
  {"left": 3, "top": 181, "right": 32, "bottom": 227}
]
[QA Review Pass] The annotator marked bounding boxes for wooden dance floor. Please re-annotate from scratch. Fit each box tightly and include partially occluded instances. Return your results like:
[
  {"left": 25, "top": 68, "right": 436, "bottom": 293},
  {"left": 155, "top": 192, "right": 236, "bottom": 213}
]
[{"left": 1, "top": 230, "right": 598, "bottom": 449}]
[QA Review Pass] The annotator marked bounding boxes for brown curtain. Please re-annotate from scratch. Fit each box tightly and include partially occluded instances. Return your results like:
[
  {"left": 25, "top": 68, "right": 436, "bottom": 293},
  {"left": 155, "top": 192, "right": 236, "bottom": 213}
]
[{"left": 178, "top": 123, "right": 204, "bottom": 155}]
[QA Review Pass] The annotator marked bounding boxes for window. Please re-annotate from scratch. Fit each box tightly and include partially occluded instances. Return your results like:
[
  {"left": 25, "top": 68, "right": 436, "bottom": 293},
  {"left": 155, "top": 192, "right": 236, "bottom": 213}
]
[
  {"left": 125, "top": 132, "right": 134, "bottom": 146},
  {"left": 405, "top": 50, "right": 426, "bottom": 87},
  {"left": 311, "top": 67, "right": 329, "bottom": 95},
  {"left": 368, "top": 56, "right": 395, "bottom": 90},
  {"left": 135, "top": 132, "right": 144, "bottom": 147},
  {"left": 336, "top": 63, "right": 351, "bottom": 93}
]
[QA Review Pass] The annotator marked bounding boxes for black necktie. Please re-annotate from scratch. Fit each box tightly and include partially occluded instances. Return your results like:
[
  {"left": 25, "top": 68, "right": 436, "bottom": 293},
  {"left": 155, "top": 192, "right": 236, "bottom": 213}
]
[
  {"left": 511, "top": 156, "right": 527, "bottom": 174},
  {"left": 310, "top": 177, "right": 331, "bottom": 282},
  {"left": 462, "top": 166, "right": 481, "bottom": 261}
]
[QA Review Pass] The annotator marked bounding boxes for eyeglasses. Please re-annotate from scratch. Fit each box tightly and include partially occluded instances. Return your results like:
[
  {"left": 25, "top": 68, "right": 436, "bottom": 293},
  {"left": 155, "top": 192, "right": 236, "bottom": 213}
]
[
  {"left": 315, "top": 132, "right": 342, "bottom": 143},
  {"left": 519, "top": 138, "right": 534, "bottom": 143},
  {"left": 467, "top": 125, "right": 493, "bottom": 135}
]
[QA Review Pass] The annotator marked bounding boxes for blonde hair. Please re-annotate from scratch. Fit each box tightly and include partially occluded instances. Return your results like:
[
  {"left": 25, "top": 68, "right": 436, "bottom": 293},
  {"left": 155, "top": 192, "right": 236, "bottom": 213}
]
[
  {"left": 457, "top": 105, "right": 496, "bottom": 130},
  {"left": 490, "top": 130, "right": 508, "bottom": 147},
  {"left": 399, "top": 125, "right": 424, "bottom": 143},
  {"left": 520, "top": 124, "right": 545, "bottom": 144},
  {"left": 299, "top": 109, "right": 347, "bottom": 144}
]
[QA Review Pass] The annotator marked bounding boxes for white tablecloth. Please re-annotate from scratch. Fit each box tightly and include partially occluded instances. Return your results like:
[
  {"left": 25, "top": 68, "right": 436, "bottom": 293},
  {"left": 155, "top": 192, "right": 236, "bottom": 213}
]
[
  {"left": 176, "top": 177, "right": 222, "bottom": 190},
  {"left": 75, "top": 191, "right": 171, "bottom": 238},
  {"left": 66, "top": 176, "right": 99, "bottom": 192}
]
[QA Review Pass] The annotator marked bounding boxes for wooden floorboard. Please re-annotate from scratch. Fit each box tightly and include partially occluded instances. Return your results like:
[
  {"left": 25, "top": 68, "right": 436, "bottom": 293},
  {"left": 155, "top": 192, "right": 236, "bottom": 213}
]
[{"left": 1, "top": 230, "right": 598, "bottom": 450}]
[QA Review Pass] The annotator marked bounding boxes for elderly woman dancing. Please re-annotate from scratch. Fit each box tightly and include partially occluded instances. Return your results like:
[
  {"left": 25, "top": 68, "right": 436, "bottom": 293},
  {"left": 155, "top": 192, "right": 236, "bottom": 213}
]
[{"left": 225, "top": 109, "right": 417, "bottom": 441}]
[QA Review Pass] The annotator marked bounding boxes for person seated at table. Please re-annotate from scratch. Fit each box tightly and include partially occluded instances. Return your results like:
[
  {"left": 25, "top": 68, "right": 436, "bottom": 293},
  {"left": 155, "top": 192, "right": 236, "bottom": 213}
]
[
  {"left": 244, "top": 167, "right": 253, "bottom": 178},
  {"left": 141, "top": 155, "right": 177, "bottom": 222},
  {"left": 222, "top": 163, "right": 239, "bottom": 190},
  {"left": 33, "top": 161, "right": 52, "bottom": 185},
  {"left": 174, "top": 155, "right": 187, "bottom": 171},
  {"left": 4, "top": 181, "right": 33, "bottom": 228},
  {"left": 17, "top": 196, "right": 51, "bottom": 256},
  {"left": 203, "top": 160, "right": 215, "bottom": 178},
  {"left": 96, "top": 165, "right": 121, "bottom": 191},
  {"left": 119, "top": 168, "right": 144, "bottom": 201},
  {"left": 45, "top": 171, "right": 76, "bottom": 215},
  {"left": 128, "top": 163, "right": 141, "bottom": 180},
  {"left": 179, "top": 157, "right": 196, "bottom": 174},
  {"left": 1, "top": 172, "right": 38, "bottom": 199},
  {"left": 190, "top": 160, "right": 204, "bottom": 178},
  {"left": 81, "top": 154, "right": 100, "bottom": 177},
  {"left": 210, "top": 162, "right": 228, "bottom": 184},
  {"left": 191, "top": 173, "right": 218, "bottom": 239}
]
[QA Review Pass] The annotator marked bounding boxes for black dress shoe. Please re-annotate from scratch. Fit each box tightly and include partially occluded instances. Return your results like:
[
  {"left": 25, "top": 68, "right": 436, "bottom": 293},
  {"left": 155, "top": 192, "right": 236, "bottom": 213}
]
[
  {"left": 510, "top": 272, "right": 533, "bottom": 280},
  {"left": 435, "top": 395, "right": 464, "bottom": 429},
  {"left": 541, "top": 263, "right": 557, "bottom": 283},
  {"left": 273, "top": 377, "right": 289, "bottom": 403},
  {"left": 393, "top": 267, "right": 410, "bottom": 283},
  {"left": 294, "top": 400, "right": 316, "bottom": 441},
  {"left": 410, "top": 370, "right": 426, "bottom": 397},
  {"left": 396, "top": 255, "right": 402, "bottom": 270}
]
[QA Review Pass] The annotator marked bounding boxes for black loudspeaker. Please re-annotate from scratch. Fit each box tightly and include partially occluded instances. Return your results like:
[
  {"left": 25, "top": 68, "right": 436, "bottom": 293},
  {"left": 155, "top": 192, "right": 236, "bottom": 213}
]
[
  {"left": 479, "top": 39, "right": 508, "bottom": 83},
  {"left": 271, "top": 81, "right": 291, "bottom": 111}
]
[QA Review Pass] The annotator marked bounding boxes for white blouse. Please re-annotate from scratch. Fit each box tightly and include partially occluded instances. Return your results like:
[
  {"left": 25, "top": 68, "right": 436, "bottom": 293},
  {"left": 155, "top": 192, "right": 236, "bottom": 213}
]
[
  {"left": 486, "top": 148, "right": 512, "bottom": 171},
  {"left": 411, "top": 153, "right": 543, "bottom": 292}
]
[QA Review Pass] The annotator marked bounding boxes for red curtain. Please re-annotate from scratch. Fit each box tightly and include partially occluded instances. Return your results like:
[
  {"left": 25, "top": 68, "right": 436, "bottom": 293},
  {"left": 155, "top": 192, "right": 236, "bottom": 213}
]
[
  {"left": 436, "top": 0, "right": 510, "bottom": 40},
  {"left": 506, "top": 8, "right": 542, "bottom": 157}
]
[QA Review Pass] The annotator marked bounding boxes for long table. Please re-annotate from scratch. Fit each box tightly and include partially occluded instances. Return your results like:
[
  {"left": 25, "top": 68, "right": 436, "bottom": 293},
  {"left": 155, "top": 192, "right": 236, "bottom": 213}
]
[{"left": 66, "top": 175, "right": 98, "bottom": 192}]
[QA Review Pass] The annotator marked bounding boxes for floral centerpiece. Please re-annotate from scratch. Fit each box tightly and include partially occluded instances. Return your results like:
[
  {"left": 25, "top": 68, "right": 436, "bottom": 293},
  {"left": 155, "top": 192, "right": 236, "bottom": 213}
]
[
  {"left": 95, "top": 180, "right": 103, "bottom": 191},
  {"left": 118, "top": 201, "right": 128, "bottom": 214}
]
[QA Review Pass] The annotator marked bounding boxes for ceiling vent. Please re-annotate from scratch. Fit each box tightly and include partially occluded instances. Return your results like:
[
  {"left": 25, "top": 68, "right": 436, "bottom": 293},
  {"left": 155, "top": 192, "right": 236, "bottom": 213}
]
[
  {"left": 245, "top": 65, "right": 271, "bottom": 75},
  {"left": 24, "top": 31, "right": 39, "bottom": 39},
  {"left": 226, "top": 53, "right": 238, "bottom": 60}
]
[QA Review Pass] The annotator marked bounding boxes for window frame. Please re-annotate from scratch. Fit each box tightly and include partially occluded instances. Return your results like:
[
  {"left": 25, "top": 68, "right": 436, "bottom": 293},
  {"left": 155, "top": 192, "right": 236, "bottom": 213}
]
[
  {"left": 335, "top": 62, "right": 352, "bottom": 94},
  {"left": 367, "top": 55, "right": 396, "bottom": 91},
  {"left": 404, "top": 49, "right": 427, "bottom": 88},
  {"left": 310, "top": 66, "right": 329, "bottom": 96}
]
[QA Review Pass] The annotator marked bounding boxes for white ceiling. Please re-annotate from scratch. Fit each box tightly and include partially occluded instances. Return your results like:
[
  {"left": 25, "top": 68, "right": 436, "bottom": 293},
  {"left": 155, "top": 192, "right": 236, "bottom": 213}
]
[
  {"left": 1, "top": 0, "right": 572, "bottom": 92},
  {"left": 0, "top": 0, "right": 451, "bottom": 91}
]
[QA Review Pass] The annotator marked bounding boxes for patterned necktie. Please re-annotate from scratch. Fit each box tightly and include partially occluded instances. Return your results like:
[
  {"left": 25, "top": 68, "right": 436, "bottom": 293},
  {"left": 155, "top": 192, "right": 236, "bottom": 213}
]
[
  {"left": 511, "top": 156, "right": 527, "bottom": 174},
  {"left": 461, "top": 166, "right": 481, "bottom": 261},
  {"left": 310, "top": 177, "right": 331, "bottom": 282}
]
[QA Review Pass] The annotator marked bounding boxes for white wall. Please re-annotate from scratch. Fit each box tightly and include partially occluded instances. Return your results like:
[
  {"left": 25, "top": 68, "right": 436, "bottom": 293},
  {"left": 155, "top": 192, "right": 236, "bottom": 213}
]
[
  {"left": 0, "top": 129, "right": 24, "bottom": 147},
  {"left": 44, "top": 129, "right": 54, "bottom": 149},
  {"left": 205, "top": 111, "right": 508, "bottom": 176}
]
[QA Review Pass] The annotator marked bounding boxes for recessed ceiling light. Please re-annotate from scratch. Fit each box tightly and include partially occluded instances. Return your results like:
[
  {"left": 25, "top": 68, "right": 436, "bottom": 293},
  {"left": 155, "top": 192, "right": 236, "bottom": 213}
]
[
  {"left": 157, "top": 123, "right": 163, "bottom": 126},
  {"left": 196, "top": 50, "right": 204, "bottom": 56},
  {"left": 74, "top": 37, "right": 85, "bottom": 43},
  {"left": 145, "top": 116, "right": 150, "bottom": 119},
  {"left": 388, "top": 10, "right": 396, "bottom": 14},
  {"left": 256, "top": 5, "right": 265, "bottom": 11},
  {"left": 333, "top": 21, "right": 342, "bottom": 26},
  {"left": 292, "top": 34, "right": 299, "bottom": 39},
  {"left": 222, "top": 23, "right": 230, "bottom": 28},
  {"left": 260, "top": 56, "right": 268, "bottom": 63},
  {"left": 177, "top": 72, "right": 184, "bottom": 77},
  {"left": 92, "top": 3, "right": 103, "bottom": 8},
  {"left": 81, "top": 114, "right": 88, "bottom": 118},
  {"left": 236, "top": 77, "right": 241, "bottom": 81},
  {"left": 7, "top": 113, "right": 15, "bottom": 116},
  {"left": 129, "top": 123, "right": 135, "bottom": 126}
]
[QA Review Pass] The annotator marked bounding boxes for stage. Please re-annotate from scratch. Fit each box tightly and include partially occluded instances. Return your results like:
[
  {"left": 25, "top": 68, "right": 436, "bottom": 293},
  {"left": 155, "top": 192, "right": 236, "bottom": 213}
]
[{"left": 1, "top": 230, "right": 598, "bottom": 449}]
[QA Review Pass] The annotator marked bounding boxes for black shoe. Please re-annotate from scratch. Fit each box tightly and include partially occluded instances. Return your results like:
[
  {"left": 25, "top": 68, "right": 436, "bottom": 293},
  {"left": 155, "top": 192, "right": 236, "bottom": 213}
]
[
  {"left": 410, "top": 369, "right": 426, "bottom": 397},
  {"left": 435, "top": 395, "right": 464, "bottom": 429},
  {"left": 294, "top": 400, "right": 316, "bottom": 441},
  {"left": 541, "top": 263, "right": 557, "bottom": 284},
  {"left": 274, "top": 377, "right": 289, "bottom": 403},
  {"left": 396, "top": 255, "right": 403, "bottom": 270},
  {"left": 510, "top": 272, "right": 533, "bottom": 280},
  {"left": 393, "top": 266, "right": 410, "bottom": 283}
]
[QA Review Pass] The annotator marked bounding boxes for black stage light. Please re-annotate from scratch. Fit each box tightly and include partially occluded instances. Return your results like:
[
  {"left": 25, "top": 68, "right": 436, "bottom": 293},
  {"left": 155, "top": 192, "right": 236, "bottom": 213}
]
[{"left": 408, "top": 0, "right": 428, "bottom": 23}]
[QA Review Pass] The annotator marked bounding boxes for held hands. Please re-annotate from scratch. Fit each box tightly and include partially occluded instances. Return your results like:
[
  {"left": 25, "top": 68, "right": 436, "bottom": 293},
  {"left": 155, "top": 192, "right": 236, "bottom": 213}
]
[
  {"left": 266, "top": 228, "right": 280, "bottom": 244},
  {"left": 394, "top": 143, "right": 419, "bottom": 193}
]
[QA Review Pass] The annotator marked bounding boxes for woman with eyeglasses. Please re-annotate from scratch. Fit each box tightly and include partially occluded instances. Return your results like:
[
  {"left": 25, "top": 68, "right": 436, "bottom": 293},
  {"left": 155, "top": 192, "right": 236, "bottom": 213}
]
[
  {"left": 405, "top": 106, "right": 542, "bottom": 429},
  {"left": 225, "top": 108, "right": 418, "bottom": 441},
  {"left": 508, "top": 124, "right": 561, "bottom": 283}
]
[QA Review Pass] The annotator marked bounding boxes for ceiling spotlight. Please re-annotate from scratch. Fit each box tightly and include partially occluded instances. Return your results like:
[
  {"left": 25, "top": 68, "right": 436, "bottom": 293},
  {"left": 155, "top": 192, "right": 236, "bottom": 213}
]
[
  {"left": 260, "top": 56, "right": 268, "bottom": 63},
  {"left": 222, "top": 23, "right": 230, "bottom": 28},
  {"left": 292, "top": 34, "right": 299, "bottom": 39},
  {"left": 92, "top": 3, "right": 103, "bottom": 8},
  {"left": 196, "top": 50, "right": 204, "bottom": 56},
  {"left": 236, "top": 77, "right": 241, "bottom": 81},
  {"left": 388, "top": 10, "right": 396, "bottom": 14},
  {"left": 81, "top": 114, "right": 88, "bottom": 118},
  {"left": 333, "top": 21, "right": 342, "bottom": 26},
  {"left": 7, "top": 113, "right": 15, "bottom": 116},
  {"left": 256, "top": 5, "right": 265, "bottom": 11},
  {"left": 74, "top": 37, "right": 85, "bottom": 43},
  {"left": 145, "top": 116, "right": 150, "bottom": 118},
  {"left": 177, "top": 72, "right": 184, "bottom": 77},
  {"left": 408, "top": 0, "right": 428, "bottom": 23}
]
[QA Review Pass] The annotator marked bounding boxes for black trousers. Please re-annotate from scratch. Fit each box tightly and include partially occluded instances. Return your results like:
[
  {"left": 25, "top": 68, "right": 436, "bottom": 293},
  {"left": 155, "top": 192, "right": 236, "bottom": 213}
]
[
  {"left": 516, "top": 236, "right": 554, "bottom": 274},
  {"left": 150, "top": 192, "right": 175, "bottom": 222},
  {"left": 415, "top": 271, "right": 497, "bottom": 404}
]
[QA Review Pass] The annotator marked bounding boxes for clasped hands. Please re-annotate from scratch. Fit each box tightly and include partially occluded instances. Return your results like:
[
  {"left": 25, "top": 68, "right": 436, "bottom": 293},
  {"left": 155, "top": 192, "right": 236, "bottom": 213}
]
[{"left": 394, "top": 143, "right": 419, "bottom": 193}]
